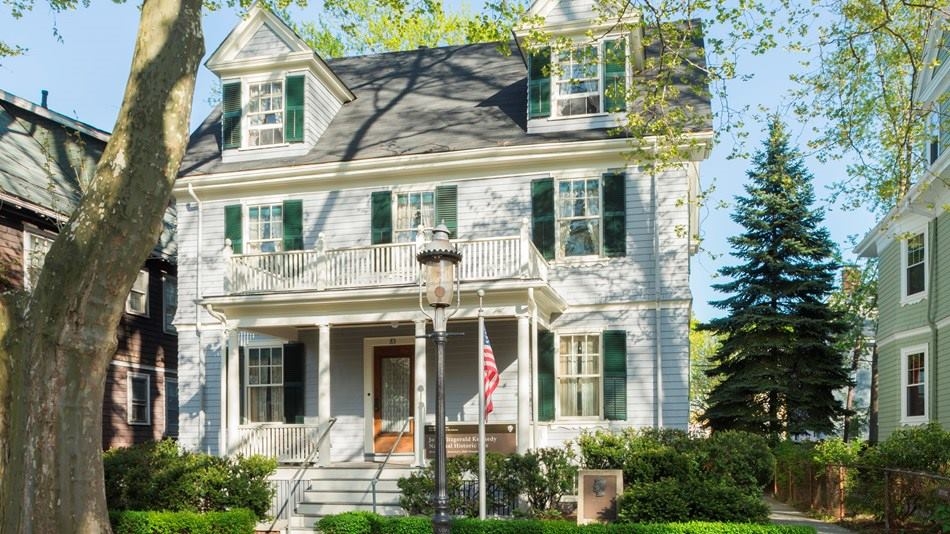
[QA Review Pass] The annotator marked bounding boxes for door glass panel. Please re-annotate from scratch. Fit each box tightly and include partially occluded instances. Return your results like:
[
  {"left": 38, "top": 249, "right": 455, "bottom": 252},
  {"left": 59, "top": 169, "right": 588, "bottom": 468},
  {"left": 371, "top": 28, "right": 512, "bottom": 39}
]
[{"left": 381, "top": 357, "right": 411, "bottom": 432}]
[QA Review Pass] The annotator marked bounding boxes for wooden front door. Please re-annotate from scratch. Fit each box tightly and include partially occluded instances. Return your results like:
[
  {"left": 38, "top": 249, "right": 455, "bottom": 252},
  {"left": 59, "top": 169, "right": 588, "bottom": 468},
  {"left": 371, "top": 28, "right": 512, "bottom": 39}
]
[{"left": 373, "top": 344, "right": 414, "bottom": 454}]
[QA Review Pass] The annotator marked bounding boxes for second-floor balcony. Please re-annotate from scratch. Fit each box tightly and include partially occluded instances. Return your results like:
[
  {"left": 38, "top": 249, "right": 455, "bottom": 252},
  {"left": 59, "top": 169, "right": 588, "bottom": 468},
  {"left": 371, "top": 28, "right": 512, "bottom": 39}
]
[{"left": 226, "top": 220, "right": 548, "bottom": 294}]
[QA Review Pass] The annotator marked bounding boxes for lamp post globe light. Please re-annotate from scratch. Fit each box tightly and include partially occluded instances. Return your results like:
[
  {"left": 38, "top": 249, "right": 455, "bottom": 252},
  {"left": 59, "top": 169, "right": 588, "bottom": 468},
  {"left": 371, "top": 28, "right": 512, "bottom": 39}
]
[{"left": 416, "top": 224, "right": 462, "bottom": 534}]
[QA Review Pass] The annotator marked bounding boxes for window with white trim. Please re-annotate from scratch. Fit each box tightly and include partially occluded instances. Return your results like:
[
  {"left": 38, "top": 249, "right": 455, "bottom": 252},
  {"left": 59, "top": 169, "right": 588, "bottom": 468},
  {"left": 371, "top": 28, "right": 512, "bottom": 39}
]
[
  {"left": 528, "top": 37, "right": 627, "bottom": 119},
  {"left": 23, "top": 232, "right": 54, "bottom": 290},
  {"left": 128, "top": 373, "right": 151, "bottom": 425},
  {"left": 247, "top": 204, "right": 284, "bottom": 253},
  {"left": 557, "top": 178, "right": 601, "bottom": 257},
  {"left": 163, "top": 276, "right": 177, "bottom": 334},
  {"left": 557, "top": 333, "right": 601, "bottom": 418},
  {"left": 126, "top": 270, "right": 149, "bottom": 316},
  {"left": 901, "top": 230, "right": 927, "bottom": 303},
  {"left": 246, "top": 346, "right": 284, "bottom": 423},
  {"left": 901, "top": 345, "right": 928, "bottom": 422},
  {"left": 394, "top": 191, "right": 434, "bottom": 243},
  {"left": 247, "top": 80, "right": 284, "bottom": 147}
]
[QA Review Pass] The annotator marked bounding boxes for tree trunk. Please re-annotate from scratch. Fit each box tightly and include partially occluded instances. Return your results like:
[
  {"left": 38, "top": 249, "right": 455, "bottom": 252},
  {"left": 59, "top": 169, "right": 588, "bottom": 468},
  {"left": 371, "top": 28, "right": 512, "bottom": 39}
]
[{"left": 0, "top": 0, "right": 203, "bottom": 530}]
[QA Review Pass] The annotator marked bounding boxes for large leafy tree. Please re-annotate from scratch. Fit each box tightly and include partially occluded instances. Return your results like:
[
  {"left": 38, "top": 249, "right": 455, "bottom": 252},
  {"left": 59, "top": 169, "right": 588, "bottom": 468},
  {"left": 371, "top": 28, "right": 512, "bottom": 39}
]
[{"left": 701, "top": 117, "right": 851, "bottom": 441}]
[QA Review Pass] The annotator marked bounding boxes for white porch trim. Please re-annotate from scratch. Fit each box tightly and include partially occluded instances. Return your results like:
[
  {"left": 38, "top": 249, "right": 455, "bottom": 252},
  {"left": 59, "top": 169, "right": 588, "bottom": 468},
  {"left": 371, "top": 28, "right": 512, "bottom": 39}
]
[{"left": 318, "top": 323, "right": 331, "bottom": 466}]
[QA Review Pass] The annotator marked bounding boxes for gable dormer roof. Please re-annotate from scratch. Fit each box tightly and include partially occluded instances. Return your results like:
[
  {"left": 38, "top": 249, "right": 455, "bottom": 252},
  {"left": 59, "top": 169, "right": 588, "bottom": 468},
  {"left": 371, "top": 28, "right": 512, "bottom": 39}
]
[
  {"left": 519, "top": 0, "right": 639, "bottom": 35},
  {"left": 205, "top": 5, "right": 354, "bottom": 104}
]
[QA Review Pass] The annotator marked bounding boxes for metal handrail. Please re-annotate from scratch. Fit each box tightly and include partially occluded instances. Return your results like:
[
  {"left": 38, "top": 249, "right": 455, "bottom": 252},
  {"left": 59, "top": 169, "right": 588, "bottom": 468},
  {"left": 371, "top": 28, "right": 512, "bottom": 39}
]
[
  {"left": 261, "top": 417, "right": 338, "bottom": 530},
  {"left": 371, "top": 416, "right": 413, "bottom": 513}
]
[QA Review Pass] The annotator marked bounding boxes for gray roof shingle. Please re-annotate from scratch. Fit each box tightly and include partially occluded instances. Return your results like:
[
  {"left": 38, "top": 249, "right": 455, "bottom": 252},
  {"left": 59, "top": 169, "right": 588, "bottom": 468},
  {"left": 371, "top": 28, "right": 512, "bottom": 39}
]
[{"left": 180, "top": 38, "right": 712, "bottom": 177}]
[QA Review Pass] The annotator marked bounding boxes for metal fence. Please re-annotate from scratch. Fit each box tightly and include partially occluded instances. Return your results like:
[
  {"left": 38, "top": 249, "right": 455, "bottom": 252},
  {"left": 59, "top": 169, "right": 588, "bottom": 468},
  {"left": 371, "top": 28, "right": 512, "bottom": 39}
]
[{"left": 774, "top": 464, "right": 950, "bottom": 532}]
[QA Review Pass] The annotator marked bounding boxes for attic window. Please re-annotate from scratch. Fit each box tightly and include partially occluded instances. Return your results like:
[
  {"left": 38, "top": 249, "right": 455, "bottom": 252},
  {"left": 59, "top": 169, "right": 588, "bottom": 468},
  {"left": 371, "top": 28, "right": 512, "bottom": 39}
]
[
  {"left": 222, "top": 75, "right": 306, "bottom": 150},
  {"left": 528, "top": 37, "right": 628, "bottom": 120}
]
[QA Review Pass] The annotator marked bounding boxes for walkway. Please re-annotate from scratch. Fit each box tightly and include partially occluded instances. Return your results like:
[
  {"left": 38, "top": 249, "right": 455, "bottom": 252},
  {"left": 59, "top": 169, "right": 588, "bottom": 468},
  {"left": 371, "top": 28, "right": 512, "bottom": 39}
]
[{"left": 766, "top": 497, "right": 856, "bottom": 533}]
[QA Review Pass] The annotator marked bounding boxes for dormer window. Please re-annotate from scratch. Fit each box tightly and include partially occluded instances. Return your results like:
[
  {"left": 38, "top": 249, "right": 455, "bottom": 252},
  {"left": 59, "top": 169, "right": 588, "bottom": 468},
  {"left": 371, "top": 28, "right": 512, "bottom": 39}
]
[
  {"left": 529, "top": 38, "right": 628, "bottom": 120},
  {"left": 222, "top": 75, "right": 305, "bottom": 150}
]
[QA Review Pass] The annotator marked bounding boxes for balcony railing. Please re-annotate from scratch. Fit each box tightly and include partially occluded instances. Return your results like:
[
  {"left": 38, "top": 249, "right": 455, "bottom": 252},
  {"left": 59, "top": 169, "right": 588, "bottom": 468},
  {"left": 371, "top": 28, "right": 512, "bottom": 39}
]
[{"left": 226, "top": 219, "right": 548, "bottom": 294}]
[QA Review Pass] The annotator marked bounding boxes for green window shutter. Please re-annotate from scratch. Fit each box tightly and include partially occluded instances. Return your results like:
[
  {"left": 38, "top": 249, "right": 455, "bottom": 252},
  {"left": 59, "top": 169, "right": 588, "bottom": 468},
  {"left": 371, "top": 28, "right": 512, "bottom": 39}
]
[
  {"left": 225, "top": 204, "right": 243, "bottom": 254},
  {"left": 528, "top": 48, "right": 551, "bottom": 119},
  {"left": 435, "top": 185, "right": 458, "bottom": 238},
  {"left": 285, "top": 75, "right": 305, "bottom": 143},
  {"left": 283, "top": 343, "right": 305, "bottom": 424},
  {"left": 602, "top": 172, "right": 626, "bottom": 257},
  {"left": 531, "top": 178, "right": 555, "bottom": 261},
  {"left": 371, "top": 191, "right": 393, "bottom": 245},
  {"left": 604, "top": 39, "right": 627, "bottom": 112},
  {"left": 222, "top": 82, "right": 242, "bottom": 149},
  {"left": 603, "top": 330, "right": 627, "bottom": 421},
  {"left": 538, "top": 330, "right": 555, "bottom": 421},
  {"left": 282, "top": 199, "right": 304, "bottom": 251}
]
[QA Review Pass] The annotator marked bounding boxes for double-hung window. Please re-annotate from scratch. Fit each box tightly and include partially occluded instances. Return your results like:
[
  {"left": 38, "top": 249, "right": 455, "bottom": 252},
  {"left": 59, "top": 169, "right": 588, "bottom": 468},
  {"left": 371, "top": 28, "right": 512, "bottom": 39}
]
[
  {"left": 901, "top": 345, "right": 928, "bottom": 423},
  {"left": 23, "top": 232, "right": 54, "bottom": 290},
  {"left": 558, "top": 334, "right": 602, "bottom": 418},
  {"left": 222, "top": 75, "right": 305, "bottom": 150},
  {"left": 247, "top": 81, "right": 284, "bottom": 147},
  {"left": 224, "top": 200, "right": 304, "bottom": 254},
  {"left": 528, "top": 37, "right": 628, "bottom": 119},
  {"left": 538, "top": 330, "right": 627, "bottom": 422},
  {"left": 532, "top": 172, "right": 626, "bottom": 260},
  {"left": 394, "top": 191, "right": 435, "bottom": 243},
  {"left": 128, "top": 373, "right": 151, "bottom": 425},
  {"left": 163, "top": 275, "right": 177, "bottom": 334},
  {"left": 901, "top": 229, "right": 927, "bottom": 303},
  {"left": 246, "top": 346, "right": 284, "bottom": 423},
  {"left": 371, "top": 186, "right": 457, "bottom": 244},
  {"left": 127, "top": 270, "right": 149, "bottom": 316}
]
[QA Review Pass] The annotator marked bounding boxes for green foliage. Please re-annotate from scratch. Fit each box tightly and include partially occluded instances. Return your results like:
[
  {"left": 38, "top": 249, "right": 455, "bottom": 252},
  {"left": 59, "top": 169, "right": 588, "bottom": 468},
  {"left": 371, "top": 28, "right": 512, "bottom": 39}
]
[
  {"left": 578, "top": 428, "right": 773, "bottom": 524},
  {"left": 507, "top": 447, "right": 579, "bottom": 515},
  {"left": 398, "top": 452, "right": 520, "bottom": 517},
  {"left": 700, "top": 117, "right": 851, "bottom": 440},
  {"left": 320, "top": 512, "right": 816, "bottom": 533},
  {"left": 109, "top": 508, "right": 256, "bottom": 534},
  {"left": 690, "top": 317, "right": 722, "bottom": 426},
  {"left": 103, "top": 439, "right": 277, "bottom": 519},
  {"left": 849, "top": 424, "right": 950, "bottom": 525}
]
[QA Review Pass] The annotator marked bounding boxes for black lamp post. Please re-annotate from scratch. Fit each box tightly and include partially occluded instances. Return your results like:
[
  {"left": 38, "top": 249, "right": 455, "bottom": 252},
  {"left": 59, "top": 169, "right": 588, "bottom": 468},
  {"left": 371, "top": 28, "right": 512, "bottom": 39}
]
[{"left": 417, "top": 224, "right": 462, "bottom": 534}]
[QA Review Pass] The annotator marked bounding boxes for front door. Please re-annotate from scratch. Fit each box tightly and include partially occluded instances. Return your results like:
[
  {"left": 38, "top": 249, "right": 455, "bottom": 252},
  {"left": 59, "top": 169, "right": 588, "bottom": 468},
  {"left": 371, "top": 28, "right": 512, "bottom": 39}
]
[{"left": 373, "top": 344, "right": 414, "bottom": 453}]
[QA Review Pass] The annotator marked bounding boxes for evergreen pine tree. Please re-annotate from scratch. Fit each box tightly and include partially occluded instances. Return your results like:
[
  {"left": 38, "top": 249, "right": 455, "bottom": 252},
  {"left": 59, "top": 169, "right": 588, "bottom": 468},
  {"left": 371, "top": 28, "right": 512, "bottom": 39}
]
[{"left": 701, "top": 117, "right": 852, "bottom": 441}]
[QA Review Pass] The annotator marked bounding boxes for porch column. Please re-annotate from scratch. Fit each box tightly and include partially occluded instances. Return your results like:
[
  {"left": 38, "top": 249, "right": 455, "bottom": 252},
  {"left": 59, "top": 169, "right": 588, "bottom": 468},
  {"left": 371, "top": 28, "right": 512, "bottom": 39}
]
[
  {"left": 318, "top": 323, "right": 331, "bottom": 466},
  {"left": 517, "top": 313, "right": 531, "bottom": 453},
  {"left": 414, "top": 319, "right": 428, "bottom": 467},
  {"left": 227, "top": 328, "right": 241, "bottom": 455}
]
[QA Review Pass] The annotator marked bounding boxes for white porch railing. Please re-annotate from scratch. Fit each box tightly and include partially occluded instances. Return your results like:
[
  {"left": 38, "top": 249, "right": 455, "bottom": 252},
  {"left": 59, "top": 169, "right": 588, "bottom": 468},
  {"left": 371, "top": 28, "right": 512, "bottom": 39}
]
[
  {"left": 235, "top": 424, "right": 322, "bottom": 463},
  {"left": 226, "top": 219, "right": 549, "bottom": 294}
]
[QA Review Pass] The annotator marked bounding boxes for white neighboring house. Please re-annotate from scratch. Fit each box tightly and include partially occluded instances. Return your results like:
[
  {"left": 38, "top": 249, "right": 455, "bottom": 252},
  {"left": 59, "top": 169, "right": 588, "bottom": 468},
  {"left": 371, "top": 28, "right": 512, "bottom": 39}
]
[{"left": 174, "top": 0, "right": 711, "bottom": 526}]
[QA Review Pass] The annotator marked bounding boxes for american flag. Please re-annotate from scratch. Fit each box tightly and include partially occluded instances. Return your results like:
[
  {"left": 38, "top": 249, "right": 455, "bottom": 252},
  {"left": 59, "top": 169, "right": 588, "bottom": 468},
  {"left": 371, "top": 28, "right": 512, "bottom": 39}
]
[{"left": 483, "top": 328, "right": 499, "bottom": 418}]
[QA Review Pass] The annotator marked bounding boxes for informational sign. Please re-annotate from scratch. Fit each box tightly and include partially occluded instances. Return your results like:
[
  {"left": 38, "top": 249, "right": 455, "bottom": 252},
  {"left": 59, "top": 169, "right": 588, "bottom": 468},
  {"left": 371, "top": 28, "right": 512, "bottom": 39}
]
[
  {"left": 577, "top": 469, "right": 623, "bottom": 525},
  {"left": 423, "top": 423, "right": 517, "bottom": 458}
]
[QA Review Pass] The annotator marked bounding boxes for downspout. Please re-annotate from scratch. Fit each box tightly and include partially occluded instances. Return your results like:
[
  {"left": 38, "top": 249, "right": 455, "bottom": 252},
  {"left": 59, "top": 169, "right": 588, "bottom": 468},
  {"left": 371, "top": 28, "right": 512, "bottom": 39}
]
[
  {"left": 927, "top": 218, "right": 938, "bottom": 422},
  {"left": 653, "top": 163, "right": 664, "bottom": 428},
  {"left": 187, "top": 184, "right": 206, "bottom": 451}
]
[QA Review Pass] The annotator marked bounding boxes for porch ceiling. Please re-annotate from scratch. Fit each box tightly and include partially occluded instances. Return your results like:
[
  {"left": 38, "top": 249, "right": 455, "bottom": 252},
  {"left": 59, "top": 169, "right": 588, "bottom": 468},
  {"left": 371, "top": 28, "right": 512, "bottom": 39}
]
[{"left": 199, "top": 279, "right": 566, "bottom": 330}]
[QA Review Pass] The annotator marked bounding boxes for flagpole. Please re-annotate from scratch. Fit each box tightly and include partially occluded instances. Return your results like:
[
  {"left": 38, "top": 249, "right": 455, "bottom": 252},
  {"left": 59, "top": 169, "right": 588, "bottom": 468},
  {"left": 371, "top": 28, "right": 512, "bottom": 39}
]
[{"left": 477, "top": 289, "right": 486, "bottom": 520}]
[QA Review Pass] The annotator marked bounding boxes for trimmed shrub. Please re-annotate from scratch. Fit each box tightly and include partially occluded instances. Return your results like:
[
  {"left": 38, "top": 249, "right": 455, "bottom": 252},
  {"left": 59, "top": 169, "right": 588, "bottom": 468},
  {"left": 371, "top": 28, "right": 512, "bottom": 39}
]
[
  {"left": 109, "top": 508, "right": 256, "bottom": 534},
  {"left": 103, "top": 439, "right": 277, "bottom": 519},
  {"left": 686, "top": 481, "right": 769, "bottom": 523},
  {"left": 617, "top": 479, "right": 691, "bottom": 524},
  {"left": 695, "top": 431, "right": 774, "bottom": 492},
  {"left": 507, "top": 447, "right": 579, "bottom": 516}
]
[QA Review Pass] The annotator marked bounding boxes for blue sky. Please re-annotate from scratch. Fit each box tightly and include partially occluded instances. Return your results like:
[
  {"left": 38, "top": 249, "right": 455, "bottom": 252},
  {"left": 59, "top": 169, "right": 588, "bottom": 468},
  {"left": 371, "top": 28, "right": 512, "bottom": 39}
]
[{"left": 0, "top": 2, "right": 875, "bottom": 321}]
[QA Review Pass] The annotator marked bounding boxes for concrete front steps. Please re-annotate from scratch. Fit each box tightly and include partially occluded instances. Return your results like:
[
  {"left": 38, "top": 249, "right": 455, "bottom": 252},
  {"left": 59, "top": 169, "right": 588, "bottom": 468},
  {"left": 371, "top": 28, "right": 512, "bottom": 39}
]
[{"left": 286, "top": 463, "right": 418, "bottom": 534}]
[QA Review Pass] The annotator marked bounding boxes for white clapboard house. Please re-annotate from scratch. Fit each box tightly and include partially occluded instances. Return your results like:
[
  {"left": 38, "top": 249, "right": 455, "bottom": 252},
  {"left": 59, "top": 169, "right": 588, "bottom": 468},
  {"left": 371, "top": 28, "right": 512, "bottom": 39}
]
[{"left": 173, "top": 0, "right": 711, "bottom": 528}]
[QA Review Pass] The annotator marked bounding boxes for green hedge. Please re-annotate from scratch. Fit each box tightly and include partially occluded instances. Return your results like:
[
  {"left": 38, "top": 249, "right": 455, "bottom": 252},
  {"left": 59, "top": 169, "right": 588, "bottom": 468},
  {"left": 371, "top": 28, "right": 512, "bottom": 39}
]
[
  {"left": 110, "top": 508, "right": 256, "bottom": 534},
  {"left": 317, "top": 513, "right": 816, "bottom": 534},
  {"left": 104, "top": 439, "right": 276, "bottom": 519}
]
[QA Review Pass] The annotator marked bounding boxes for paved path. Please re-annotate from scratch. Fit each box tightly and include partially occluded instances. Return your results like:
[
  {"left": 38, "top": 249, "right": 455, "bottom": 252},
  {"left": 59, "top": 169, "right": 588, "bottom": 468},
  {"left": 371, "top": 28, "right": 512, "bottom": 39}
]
[{"left": 766, "top": 497, "right": 857, "bottom": 533}]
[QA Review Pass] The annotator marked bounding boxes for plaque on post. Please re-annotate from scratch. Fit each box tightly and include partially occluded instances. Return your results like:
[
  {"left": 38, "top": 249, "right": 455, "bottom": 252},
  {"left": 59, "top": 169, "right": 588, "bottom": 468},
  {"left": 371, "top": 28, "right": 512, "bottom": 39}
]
[{"left": 576, "top": 469, "right": 623, "bottom": 525}]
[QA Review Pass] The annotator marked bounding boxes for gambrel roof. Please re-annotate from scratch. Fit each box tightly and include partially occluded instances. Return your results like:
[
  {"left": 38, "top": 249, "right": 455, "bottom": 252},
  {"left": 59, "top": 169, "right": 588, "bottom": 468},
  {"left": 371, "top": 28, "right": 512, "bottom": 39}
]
[{"left": 180, "top": 38, "right": 712, "bottom": 177}]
